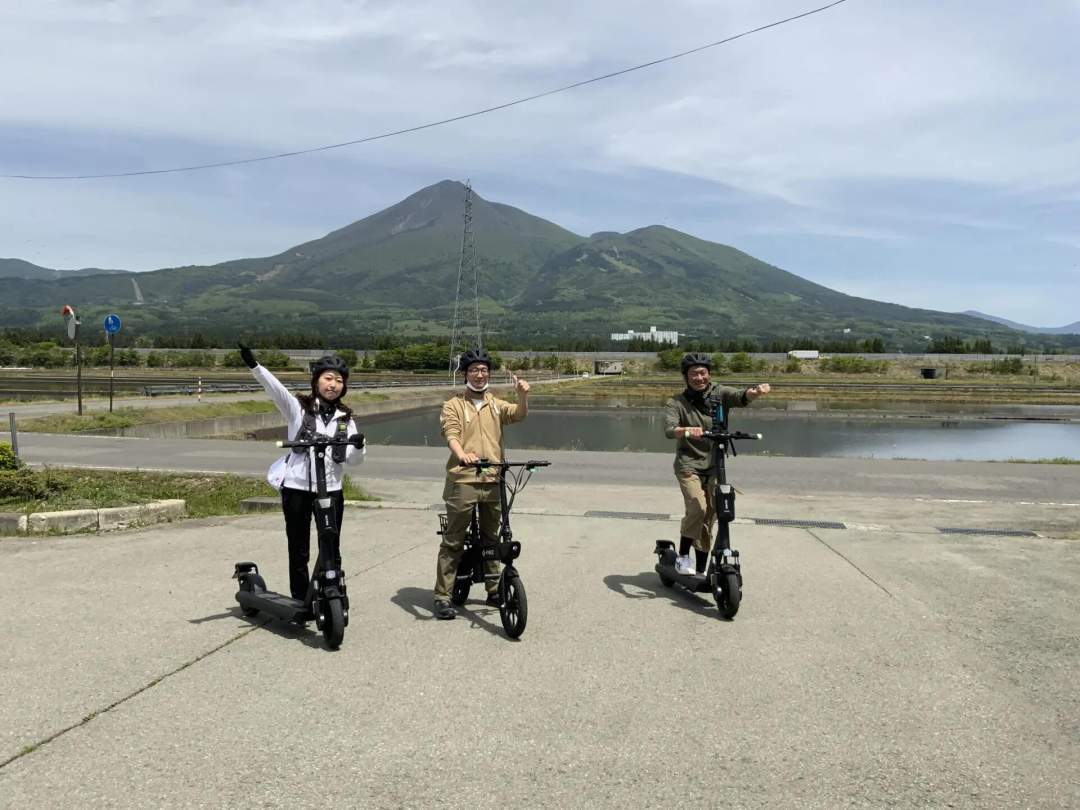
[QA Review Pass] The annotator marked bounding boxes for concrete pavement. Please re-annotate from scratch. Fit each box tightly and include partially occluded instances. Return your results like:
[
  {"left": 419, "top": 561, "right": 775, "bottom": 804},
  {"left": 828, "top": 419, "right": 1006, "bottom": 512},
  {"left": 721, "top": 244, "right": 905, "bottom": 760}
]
[{"left": 1, "top": 478, "right": 1077, "bottom": 808}]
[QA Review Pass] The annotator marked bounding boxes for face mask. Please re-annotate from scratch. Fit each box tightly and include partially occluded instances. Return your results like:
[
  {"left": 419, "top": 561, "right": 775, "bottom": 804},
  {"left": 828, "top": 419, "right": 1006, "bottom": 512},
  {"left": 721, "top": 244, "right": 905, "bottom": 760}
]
[{"left": 466, "top": 380, "right": 489, "bottom": 393}]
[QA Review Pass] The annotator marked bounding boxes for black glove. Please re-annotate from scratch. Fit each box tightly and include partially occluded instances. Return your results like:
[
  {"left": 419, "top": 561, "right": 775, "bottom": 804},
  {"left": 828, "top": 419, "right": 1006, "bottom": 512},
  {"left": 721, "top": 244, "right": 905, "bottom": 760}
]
[
  {"left": 238, "top": 343, "right": 257, "bottom": 369},
  {"left": 333, "top": 433, "right": 364, "bottom": 463}
]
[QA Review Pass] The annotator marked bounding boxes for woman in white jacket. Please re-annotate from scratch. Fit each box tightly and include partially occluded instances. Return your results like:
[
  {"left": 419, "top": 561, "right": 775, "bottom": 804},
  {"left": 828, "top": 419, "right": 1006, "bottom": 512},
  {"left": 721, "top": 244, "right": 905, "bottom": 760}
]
[{"left": 240, "top": 344, "right": 366, "bottom": 601}]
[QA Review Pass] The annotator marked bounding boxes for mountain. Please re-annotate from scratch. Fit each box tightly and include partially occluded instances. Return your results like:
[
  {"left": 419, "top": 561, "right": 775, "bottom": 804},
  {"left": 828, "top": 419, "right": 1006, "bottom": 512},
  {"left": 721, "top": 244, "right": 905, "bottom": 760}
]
[
  {"left": 0, "top": 180, "right": 1065, "bottom": 348},
  {"left": 0, "top": 258, "right": 62, "bottom": 280},
  {"left": 519, "top": 225, "right": 991, "bottom": 340},
  {"left": 962, "top": 310, "right": 1080, "bottom": 335},
  {"left": 0, "top": 258, "right": 129, "bottom": 281}
]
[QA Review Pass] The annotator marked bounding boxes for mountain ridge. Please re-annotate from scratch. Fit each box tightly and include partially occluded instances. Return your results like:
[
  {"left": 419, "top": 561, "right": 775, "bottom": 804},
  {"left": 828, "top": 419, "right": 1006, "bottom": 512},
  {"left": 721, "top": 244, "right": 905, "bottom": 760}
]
[
  {"left": 0, "top": 181, "right": 1073, "bottom": 347},
  {"left": 961, "top": 310, "right": 1080, "bottom": 335}
]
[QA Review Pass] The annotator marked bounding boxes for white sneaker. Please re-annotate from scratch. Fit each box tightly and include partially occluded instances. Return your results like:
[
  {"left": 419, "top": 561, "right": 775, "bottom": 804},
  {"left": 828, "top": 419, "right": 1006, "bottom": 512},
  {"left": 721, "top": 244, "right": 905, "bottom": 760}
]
[{"left": 674, "top": 555, "right": 696, "bottom": 575}]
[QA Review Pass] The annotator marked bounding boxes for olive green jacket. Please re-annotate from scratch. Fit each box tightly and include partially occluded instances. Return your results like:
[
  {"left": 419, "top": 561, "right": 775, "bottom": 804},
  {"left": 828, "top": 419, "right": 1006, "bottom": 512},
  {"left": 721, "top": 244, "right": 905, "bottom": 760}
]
[{"left": 664, "top": 384, "right": 750, "bottom": 473}]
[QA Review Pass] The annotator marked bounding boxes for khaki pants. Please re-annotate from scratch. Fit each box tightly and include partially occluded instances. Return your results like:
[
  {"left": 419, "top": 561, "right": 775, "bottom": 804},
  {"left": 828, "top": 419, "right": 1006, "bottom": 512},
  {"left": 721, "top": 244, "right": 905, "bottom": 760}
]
[
  {"left": 677, "top": 470, "right": 716, "bottom": 553},
  {"left": 434, "top": 481, "right": 502, "bottom": 600}
]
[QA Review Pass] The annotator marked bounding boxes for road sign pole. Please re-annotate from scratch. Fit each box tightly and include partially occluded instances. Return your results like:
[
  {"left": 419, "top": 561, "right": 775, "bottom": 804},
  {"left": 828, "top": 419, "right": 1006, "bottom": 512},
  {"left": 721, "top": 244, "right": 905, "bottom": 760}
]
[
  {"left": 7, "top": 412, "right": 17, "bottom": 459},
  {"left": 75, "top": 319, "right": 83, "bottom": 416},
  {"left": 109, "top": 333, "right": 115, "bottom": 413},
  {"left": 101, "top": 313, "right": 122, "bottom": 413}
]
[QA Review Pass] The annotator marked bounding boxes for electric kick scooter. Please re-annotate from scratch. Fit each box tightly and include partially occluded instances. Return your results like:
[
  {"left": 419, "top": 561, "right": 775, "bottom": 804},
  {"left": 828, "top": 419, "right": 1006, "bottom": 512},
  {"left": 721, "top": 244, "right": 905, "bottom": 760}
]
[
  {"left": 233, "top": 434, "right": 359, "bottom": 649},
  {"left": 437, "top": 458, "right": 551, "bottom": 638},
  {"left": 654, "top": 407, "right": 761, "bottom": 619}
]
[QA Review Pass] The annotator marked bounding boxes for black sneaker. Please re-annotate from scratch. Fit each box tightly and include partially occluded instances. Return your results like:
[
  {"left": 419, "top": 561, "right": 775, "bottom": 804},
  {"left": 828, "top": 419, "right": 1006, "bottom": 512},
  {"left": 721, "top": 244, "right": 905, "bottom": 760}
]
[
  {"left": 485, "top": 592, "right": 501, "bottom": 607},
  {"left": 433, "top": 599, "right": 457, "bottom": 620}
]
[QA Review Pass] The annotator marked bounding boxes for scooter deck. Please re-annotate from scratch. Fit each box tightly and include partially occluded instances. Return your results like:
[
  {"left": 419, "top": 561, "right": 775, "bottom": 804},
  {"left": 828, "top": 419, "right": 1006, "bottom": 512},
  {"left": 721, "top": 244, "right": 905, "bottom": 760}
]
[
  {"left": 236, "top": 589, "right": 309, "bottom": 622},
  {"left": 655, "top": 562, "right": 711, "bottom": 593}
]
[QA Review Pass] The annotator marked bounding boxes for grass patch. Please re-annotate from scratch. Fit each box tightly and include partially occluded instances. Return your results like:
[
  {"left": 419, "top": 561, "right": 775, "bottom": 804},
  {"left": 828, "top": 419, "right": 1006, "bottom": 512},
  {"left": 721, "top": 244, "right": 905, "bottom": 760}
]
[
  {"left": 18, "top": 393, "right": 394, "bottom": 434},
  {"left": 18, "top": 400, "right": 279, "bottom": 433},
  {"left": 0, "top": 468, "right": 375, "bottom": 516}
]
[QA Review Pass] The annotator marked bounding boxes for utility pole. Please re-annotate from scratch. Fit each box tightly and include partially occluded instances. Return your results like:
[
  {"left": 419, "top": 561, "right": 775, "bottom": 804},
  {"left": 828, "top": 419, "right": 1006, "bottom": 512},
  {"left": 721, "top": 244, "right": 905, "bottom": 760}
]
[{"left": 62, "top": 305, "right": 84, "bottom": 415}]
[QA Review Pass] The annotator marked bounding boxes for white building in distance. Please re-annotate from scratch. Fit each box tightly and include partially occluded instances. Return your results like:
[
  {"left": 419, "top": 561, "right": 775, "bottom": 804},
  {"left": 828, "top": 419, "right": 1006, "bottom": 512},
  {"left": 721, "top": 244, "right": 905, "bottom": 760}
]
[{"left": 610, "top": 326, "right": 679, "bottom": 345}]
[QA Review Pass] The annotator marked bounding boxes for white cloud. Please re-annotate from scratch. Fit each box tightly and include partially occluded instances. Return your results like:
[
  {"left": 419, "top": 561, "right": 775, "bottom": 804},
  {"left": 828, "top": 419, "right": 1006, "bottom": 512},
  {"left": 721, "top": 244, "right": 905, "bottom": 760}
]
[{"left": 0, "top": 0, "right": 1077, "bottom": 324}]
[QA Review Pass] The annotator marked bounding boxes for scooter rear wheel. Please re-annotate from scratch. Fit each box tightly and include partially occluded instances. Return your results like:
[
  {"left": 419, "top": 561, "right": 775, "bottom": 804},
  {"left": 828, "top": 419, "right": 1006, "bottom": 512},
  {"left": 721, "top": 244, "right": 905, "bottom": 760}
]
[
  {"left": 451, "top": 559, "right": 473, "bottom": 606},
  {"left": 240, "top": 573, "right": 267, "bottom": 617},
  {"left": 323, "top": 598, "right": 345, "bottom": 649},
  {"left": 716, "top": 572, "right": 741, "bottom": 619},
  {"left": 499, "top": 575, "right": 528, "bottom": 639}
]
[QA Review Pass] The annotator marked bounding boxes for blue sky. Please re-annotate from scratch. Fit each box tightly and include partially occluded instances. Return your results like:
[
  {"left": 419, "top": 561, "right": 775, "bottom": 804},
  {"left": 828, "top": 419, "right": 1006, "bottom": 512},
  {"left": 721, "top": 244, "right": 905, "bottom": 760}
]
[{"left": 1, "top": 0, "right": 1077, "bottom": 327}]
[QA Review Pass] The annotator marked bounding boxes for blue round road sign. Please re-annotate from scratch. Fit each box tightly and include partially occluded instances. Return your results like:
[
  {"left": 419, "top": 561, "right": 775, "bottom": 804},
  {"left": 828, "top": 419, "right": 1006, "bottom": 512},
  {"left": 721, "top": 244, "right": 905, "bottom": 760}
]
[{"left": 103, "top": 314, "right": 122, "bottom": 334}]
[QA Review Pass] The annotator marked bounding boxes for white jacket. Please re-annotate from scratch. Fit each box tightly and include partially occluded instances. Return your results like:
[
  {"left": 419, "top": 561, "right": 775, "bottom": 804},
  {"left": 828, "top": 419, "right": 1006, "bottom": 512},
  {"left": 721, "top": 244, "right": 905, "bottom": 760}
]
[{"left": 252, "top": 364, "right": 365, "bottom": 492}]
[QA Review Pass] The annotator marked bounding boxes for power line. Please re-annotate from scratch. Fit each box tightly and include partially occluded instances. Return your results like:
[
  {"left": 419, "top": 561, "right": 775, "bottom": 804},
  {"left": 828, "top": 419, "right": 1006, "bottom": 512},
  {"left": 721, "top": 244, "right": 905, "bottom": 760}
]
[{"left": 2, "top": 0, "right": 850, "bottom": 181}]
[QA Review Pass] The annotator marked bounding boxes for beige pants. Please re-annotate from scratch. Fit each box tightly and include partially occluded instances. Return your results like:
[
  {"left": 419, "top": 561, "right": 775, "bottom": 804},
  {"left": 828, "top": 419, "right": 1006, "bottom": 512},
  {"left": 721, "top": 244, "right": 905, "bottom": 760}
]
[
  {"left": 677, "top": 470, "right": 716, "bottom": 552},
  {"left": 434, "top": 481, "right": 502, "bottom": 600}
]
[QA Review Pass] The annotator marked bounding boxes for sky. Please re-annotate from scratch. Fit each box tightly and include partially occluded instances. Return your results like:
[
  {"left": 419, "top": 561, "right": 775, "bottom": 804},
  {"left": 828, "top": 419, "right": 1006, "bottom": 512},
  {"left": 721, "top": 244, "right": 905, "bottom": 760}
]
[{"left": 1, "top": 0, "right": 1078, "bottom": 327}]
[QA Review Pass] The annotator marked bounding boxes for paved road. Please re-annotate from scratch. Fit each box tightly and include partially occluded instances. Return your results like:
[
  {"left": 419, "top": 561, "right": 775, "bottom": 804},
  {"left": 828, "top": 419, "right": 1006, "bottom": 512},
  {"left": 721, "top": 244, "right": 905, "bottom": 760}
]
[
  {"left": 14, "top": 430, "right": 1080, "bottom": 505},
  {"left": 1, "top": 487, "right": 1077, "bottom": 808}
]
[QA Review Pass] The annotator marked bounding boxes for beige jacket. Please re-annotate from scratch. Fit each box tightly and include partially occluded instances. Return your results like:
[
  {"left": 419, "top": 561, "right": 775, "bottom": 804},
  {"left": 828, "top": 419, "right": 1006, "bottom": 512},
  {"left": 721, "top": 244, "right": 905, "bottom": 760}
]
[{"left": 441, "top": 391, "right": 525, "bottom": 483}]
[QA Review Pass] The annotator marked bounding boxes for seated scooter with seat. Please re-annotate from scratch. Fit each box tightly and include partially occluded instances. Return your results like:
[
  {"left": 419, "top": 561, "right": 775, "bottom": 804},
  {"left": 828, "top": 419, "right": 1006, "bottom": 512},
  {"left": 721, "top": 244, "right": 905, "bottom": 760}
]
[{"left": 437, "top": 457, "right": 550, "bottom": 638}]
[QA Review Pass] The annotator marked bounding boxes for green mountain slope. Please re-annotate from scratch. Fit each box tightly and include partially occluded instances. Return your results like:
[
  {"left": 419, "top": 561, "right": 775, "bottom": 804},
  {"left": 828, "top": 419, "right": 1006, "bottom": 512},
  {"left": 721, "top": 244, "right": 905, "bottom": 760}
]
[{"left": 0, "top": 181, "right": 1056, "bottom": 347}]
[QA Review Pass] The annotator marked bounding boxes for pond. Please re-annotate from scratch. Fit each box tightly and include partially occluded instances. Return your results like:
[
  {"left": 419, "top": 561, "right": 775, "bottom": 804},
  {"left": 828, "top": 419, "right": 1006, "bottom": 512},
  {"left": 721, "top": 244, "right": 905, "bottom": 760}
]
[{"left": 258, "top": 399, "right": 1080, "bottom": 462}]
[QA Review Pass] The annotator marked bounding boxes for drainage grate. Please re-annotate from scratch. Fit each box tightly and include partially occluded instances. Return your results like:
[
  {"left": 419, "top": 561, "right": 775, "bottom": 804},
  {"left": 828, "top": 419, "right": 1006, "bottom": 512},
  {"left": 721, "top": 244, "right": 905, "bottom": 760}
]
[
  {"left": 584, "top": 510, "right": 673, "bottom": 521},
  {"left": 752, "top": 518, "right": 847, "bottom": 530},
  {"left": 938, "top": 527, "right": 1037, "bottom": 537}
]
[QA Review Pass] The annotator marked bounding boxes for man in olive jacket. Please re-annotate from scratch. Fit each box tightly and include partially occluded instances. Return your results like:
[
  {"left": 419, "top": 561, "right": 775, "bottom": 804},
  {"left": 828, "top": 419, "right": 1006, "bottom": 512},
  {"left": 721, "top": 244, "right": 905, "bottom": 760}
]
[
  {"left": 433, "top": 347, "right": 529, "bottom": 620},
  {"left": 664, "top": 352, "right": 770, "bottom": 575}
]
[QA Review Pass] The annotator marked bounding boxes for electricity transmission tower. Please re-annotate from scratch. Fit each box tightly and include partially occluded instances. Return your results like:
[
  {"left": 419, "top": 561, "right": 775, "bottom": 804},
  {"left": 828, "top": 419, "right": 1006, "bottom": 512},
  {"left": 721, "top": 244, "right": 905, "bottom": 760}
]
[{"left": 448, "top": 180, "right": 482, "bottom": 380}]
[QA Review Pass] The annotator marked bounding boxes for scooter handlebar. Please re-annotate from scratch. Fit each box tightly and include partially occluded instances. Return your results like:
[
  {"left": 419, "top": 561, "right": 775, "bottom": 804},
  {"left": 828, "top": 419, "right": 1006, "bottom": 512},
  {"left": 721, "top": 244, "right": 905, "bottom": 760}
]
[
  {"left": 702, "top": 430, "right": 763, "bottom": 441},
  {"left": 466, "top": 458, "right": 552, "bottom": 470},
  {"left": 277, "top": 435, "right": 364, "bottom": 449}
]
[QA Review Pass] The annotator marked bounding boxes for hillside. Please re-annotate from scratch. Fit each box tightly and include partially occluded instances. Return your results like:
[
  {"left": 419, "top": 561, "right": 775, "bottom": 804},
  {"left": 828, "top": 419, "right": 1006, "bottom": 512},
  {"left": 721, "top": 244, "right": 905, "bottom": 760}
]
[
  {"left": 0, "top": 181, "right": 1063, "bottom": 348},
  {"left": 962, "top": 310, "right": 1080, "bottom": 336}
]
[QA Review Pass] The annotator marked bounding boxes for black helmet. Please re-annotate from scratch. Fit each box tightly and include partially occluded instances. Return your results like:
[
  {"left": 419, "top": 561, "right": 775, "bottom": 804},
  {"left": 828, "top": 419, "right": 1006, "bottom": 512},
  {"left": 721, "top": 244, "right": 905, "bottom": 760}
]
[
  {"left": 310, "top": 355, "right": 350, "bottom": 396},
  {"left": 680, "top": 352, "right": 713, "bottom": 375},
  {"left": 457, "top": 347, "right": 492, "bottom": 373}
]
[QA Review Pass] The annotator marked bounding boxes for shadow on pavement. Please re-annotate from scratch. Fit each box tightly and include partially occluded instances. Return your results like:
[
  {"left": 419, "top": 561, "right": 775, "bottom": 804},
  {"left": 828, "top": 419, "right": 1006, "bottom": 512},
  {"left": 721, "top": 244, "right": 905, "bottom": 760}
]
[
  {"left": 603, "top": 571, "right": 717, "bottom": 617},
  {"left": 189, "top": 605, "right": 334, "bottom": 651},
  {"left": 390, "top": 585, "right": 511, "bottom": 640},
  {"left": 188, "top": 606, "right": 245, "bottom": 624},
  {"left": 390, "top": 586, "right": 437, "bottom": 621}
]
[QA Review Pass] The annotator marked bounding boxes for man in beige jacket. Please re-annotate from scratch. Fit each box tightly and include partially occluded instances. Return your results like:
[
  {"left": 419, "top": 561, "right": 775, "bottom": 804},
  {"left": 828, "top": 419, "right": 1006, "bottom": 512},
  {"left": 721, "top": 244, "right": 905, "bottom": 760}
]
[{"left": 434, "top": 347, "right": 530, "bottom": 620}]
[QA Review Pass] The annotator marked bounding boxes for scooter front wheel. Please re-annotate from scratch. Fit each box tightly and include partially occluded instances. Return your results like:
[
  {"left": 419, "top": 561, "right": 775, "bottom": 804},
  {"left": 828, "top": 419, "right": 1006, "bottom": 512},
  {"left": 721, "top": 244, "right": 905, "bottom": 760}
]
[
  {"left": 323, "top": 598, "right": 345, "bottom": 649},
  {"left": 715, "top": 572, "right": 741, "bottom": 619},
  {"left": 499, "top": 575, "right": 528, "bottom": 639}
]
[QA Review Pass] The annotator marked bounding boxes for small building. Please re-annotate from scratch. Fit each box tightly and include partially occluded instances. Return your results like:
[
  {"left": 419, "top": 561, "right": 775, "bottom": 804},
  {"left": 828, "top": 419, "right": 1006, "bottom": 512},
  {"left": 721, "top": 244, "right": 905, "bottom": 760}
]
[
  {"left": 788, "top": 350, "right": 820, "bottom": 360},
  {"left": 594, "top": 360, "right": 624, "bottom": 375},
  {"left": 610, "top": 325, "right": 679, "bottom": 345}
]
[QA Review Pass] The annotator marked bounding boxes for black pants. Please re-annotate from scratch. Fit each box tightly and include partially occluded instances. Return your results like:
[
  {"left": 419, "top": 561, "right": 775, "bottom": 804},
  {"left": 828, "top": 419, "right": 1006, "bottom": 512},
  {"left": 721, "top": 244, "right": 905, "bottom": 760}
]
[{"left": 280, "top": 487, "right": 345, "bottom": 601}]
